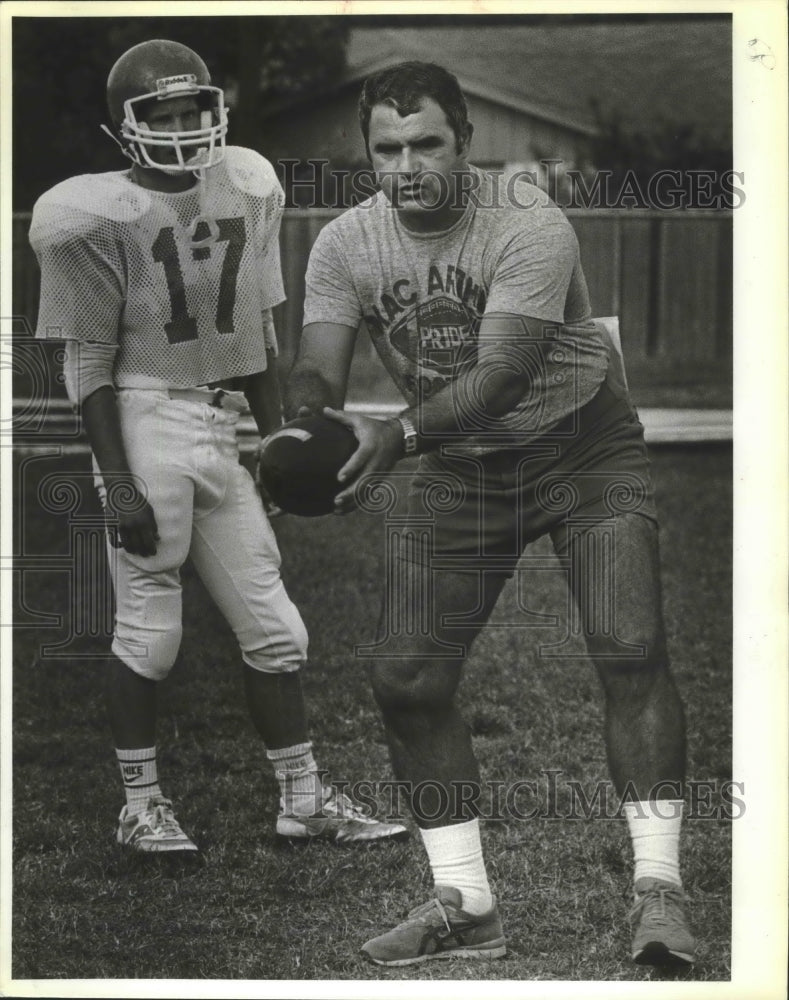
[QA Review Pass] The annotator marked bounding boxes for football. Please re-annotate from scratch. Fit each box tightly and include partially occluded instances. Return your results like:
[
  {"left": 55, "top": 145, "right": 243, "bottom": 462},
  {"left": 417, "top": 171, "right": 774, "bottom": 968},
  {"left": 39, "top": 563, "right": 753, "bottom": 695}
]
[{"left": 257, "top": 414, "right": 358, "bottom": 516}]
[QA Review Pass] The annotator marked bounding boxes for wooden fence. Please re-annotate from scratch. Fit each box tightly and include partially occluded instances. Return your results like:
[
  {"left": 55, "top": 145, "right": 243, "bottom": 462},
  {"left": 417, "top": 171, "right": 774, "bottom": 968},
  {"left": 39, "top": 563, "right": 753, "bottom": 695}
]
[{"left": 11, "top": 208, "right": 732, "bottom": 409}]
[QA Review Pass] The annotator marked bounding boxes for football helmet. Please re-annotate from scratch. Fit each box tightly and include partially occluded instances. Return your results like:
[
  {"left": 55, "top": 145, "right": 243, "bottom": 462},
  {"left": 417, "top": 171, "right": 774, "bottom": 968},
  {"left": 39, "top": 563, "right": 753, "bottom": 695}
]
[{"left": 104, "top": 39, "right": 228, "bottom": 174}]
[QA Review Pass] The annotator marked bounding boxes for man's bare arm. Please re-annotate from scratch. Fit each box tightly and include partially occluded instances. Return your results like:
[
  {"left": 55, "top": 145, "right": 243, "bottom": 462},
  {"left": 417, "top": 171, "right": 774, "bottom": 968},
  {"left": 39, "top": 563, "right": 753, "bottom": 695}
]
[
  {"left": 327, "top": 313, "right": 607, "bottom": 511},
  {"left": 283, "top": 322, "right": 358, "bottom": 419}
]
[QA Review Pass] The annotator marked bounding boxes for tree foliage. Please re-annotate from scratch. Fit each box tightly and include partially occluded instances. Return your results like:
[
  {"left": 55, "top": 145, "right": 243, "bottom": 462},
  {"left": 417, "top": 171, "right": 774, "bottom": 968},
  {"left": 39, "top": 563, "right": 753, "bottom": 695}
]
[{"left": 585, "top": 99, "right": 733, "bottom": 209}]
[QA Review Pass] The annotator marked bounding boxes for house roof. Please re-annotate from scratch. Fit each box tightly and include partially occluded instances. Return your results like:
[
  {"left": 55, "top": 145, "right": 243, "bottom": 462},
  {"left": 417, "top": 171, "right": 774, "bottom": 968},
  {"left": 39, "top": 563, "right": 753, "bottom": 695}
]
[{"left": 264, "top": 18, "right": 732, "bottom": 146}]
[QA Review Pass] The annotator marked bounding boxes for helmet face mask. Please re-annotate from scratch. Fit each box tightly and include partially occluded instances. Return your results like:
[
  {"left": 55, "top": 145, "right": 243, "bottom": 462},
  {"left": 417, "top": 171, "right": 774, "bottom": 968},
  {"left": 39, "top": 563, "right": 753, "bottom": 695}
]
[
  {"left": 106, "top": 40, "right": 229, "bottom": 175},
  {"left": 121, "top": 76, "right": 228, "bottom": 174}
]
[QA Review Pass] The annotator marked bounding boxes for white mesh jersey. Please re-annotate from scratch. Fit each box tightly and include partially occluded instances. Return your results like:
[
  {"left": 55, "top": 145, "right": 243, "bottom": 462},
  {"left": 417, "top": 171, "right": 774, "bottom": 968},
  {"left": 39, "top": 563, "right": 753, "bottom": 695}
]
[{"left": 29, "top": 146, "right": 285, "bottom": 387}]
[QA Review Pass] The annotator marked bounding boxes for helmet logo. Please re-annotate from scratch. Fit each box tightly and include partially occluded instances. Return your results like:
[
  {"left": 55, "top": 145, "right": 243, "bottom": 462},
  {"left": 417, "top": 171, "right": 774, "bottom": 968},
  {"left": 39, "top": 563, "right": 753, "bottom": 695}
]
[{"left": 155, "top": 74, "right": 199, "bottom": 98}]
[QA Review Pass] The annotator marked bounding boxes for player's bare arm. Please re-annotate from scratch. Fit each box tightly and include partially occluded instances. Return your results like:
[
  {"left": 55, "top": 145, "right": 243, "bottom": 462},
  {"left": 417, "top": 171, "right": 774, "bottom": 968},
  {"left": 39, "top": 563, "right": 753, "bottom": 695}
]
[
  {"left": 284, "top": 321, "right": 358, "bottom": 418},
  {"left": 243, "top": 349, "right": 283, "bottom": 438},
  {"left": 80, "top": 386, "right": 160, "bottom": 557}
]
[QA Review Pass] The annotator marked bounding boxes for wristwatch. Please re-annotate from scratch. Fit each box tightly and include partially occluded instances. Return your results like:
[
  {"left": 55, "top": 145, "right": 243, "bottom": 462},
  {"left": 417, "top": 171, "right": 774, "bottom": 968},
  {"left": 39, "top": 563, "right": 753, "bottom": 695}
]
[{"left": 396, "top": 413, "right": 418, "bottom": 455}]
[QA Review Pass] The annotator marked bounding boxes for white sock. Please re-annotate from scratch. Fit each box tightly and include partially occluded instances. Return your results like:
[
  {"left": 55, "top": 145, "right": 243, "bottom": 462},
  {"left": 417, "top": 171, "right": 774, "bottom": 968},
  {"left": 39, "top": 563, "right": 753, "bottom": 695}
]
[
  {"left": 624, "top": 799, "right": 683, "bottom": 887},
  {"left": 267, "top": 742, "right": 323, "bottom": 816},
  {"left": 420, "top": 818, "right": 493, "bottom": 916},
  {"left": 116, "top": 746, "right": 162, "bottom": 815}
]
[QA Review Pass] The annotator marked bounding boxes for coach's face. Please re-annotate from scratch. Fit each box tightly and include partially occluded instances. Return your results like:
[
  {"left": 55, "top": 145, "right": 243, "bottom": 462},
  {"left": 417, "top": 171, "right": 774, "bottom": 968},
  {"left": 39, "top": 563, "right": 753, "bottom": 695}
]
[{"left": 368, "top": 97, "right": 471, "bottom": 231}]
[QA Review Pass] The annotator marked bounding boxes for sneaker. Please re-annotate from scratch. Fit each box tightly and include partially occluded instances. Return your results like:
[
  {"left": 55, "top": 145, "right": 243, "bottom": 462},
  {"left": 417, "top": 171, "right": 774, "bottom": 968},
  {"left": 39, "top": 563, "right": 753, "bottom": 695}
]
[
  {"left": 276, "top": 785, "right": 408, "bottom": 844},
  {"left": 361, "top": 885, "right": 507, "bottom": 966},
  {"left": 116, "top": 796, "right": 199, "bottom": 853},
  {"left": 630, "top": 877, "right": 696, "bottom": 966}
]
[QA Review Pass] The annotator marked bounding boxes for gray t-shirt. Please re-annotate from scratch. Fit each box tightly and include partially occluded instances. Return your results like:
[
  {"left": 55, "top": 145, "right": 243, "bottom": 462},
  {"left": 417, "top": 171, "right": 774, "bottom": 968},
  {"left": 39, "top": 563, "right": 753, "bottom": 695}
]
[{"left": 303, "top": 165, "right": 611, "bottom": 452}]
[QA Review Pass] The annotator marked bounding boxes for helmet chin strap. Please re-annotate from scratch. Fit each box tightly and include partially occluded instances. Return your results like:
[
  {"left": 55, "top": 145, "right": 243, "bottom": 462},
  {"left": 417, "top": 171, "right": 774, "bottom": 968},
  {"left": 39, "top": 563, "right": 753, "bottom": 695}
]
[
  {"left": 100, "top": 123, "right": 130, "bottom": 156},
  {"left": 100, "top": 123, "right": 144, "bottom": 170}
]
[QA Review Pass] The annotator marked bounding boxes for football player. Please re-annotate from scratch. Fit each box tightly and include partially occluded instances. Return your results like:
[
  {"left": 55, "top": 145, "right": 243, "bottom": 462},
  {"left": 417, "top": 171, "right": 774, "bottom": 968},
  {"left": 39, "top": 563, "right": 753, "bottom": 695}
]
[
  {"left": 285, "top": 61, "right": 695, "bottom": 967},
  {"left": 29, "top": 39, "right": 407, "bottom": 855}
]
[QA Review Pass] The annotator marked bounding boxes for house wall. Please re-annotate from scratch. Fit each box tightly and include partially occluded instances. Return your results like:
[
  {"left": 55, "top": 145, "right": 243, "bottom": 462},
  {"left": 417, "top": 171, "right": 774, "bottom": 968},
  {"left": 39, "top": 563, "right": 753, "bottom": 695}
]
[{"left": 463, "top": 94, "right": 589, "bottom": 167}]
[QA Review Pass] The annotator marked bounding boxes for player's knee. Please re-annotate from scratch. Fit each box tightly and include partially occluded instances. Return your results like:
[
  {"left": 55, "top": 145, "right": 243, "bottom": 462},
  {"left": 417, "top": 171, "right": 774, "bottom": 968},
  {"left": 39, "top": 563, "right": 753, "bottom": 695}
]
[
  {"left": 241, "top": 612, "right": 309, "bottom": 674},
  {"left": 112, "top": 624, "right": 182, "bottom": 681}
]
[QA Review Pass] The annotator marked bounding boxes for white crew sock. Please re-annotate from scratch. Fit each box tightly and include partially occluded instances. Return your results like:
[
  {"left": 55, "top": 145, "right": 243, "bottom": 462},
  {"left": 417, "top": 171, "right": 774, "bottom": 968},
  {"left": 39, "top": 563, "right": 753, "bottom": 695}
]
[
  {"left": 267, "top": 742, "right": 323, "bottom": 816},
  {"left": 420, "top": 818, "right": 494, "bottom": 916},
  {"left": 116, "top": 746, "right": 162, "bottom": 815},
  {"left": 624, "top": 799, "right": 683, "bottom": 887}
]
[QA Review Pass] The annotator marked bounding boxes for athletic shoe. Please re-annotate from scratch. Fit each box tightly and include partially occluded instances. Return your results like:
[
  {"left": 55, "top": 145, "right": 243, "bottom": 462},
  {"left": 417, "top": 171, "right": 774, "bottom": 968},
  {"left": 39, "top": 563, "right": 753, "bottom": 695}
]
[
  {"left": 361, "top": 885, "right": 507, "bottom": 966},
  {"left": 116, "top": 796, "right": 199, "bottom": 853},
  {"left": 276, "top": 785, "right": 408, "bottom": 844},
  {"left": 630, "top": 877, "right": 696, "bottom": 966}
]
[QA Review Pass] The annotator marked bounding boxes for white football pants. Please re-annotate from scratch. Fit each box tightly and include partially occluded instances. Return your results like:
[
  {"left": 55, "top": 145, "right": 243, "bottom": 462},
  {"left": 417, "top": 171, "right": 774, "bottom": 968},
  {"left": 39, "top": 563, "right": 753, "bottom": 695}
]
[{"left": 96, "top": 388, "right": 308, "bottom": 680}]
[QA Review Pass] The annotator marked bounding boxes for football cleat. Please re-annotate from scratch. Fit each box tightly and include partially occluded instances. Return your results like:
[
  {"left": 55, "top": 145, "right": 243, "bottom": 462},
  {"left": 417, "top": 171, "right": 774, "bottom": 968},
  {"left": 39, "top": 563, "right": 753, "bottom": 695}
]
[
  {"left": 116, "top": 795, "right": 199, "bottom": 853},
  {"left": 276, "top": 785, "right": 409, "bottom": 844},
  {"left": 630, "top": 877, "right": 696, "bottom": 966},
  {"left": 361, "top": 885, "right": 507, "bottom": 966}
]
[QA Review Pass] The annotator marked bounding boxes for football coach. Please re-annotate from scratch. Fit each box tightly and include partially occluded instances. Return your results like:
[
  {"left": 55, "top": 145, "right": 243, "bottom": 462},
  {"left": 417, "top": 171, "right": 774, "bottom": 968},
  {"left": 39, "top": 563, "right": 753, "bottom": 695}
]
[{"left": 284, "top": 60, "right": 694, "bottom": 969}]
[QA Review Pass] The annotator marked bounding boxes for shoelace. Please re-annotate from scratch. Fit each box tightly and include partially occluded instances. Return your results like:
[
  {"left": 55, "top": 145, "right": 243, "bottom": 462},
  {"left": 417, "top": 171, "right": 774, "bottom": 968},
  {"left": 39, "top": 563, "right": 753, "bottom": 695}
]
[
  {"left": 149, "top": 798, "right": 182, "bottom": 835},
  {"left": 325, "top": 790, "right": 370, "bottom": 820},
  {"left": 407, "top": 897, "right": 453, "bottom": 934},
  {"left": 630, "top": 885, "right": 683, "bottom": 927}
]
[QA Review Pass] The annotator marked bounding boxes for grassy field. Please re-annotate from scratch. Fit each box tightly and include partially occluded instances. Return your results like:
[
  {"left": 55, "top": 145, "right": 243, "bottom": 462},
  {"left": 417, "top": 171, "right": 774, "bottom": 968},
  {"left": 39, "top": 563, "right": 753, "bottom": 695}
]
[{"left": 8, "top": 443, "right": 733, "bottom": 988}]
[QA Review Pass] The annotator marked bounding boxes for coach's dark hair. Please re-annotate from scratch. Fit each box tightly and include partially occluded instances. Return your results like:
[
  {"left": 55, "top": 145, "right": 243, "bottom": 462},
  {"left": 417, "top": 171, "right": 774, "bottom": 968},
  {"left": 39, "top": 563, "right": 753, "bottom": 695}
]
[{"left": 358, "top": 61, "right": 471, "bottom": 158}]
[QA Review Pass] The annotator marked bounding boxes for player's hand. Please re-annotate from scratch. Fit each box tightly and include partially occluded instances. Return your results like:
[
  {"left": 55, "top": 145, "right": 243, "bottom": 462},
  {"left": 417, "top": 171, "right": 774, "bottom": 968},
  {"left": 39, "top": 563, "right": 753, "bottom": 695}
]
[
  {"left": 281, "top": 405, "right": 316, "bottom": 420},
  {"left": 253, "top": 437, "right": 285, "bottom": 518},
  {"left": 257, "top": 477, "right": 285, "bottom": 519},
  {"left": 323, "top": 407, "right": 403, "bottom": 514},
  {"left": 105, "top": 481, "right": 160, "bottom": 556}
]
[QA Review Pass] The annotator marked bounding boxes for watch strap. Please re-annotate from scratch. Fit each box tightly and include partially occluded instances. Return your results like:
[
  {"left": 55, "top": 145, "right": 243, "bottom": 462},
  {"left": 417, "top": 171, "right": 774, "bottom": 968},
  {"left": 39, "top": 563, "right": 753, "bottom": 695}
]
[{"left": 396, "top": 414, "right": 418, "bottom": 455}]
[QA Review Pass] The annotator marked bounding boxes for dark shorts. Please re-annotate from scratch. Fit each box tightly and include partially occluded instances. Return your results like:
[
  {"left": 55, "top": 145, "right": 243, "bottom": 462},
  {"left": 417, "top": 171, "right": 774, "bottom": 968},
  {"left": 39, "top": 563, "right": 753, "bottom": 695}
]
[{"left": 404, "top": 382, "right": 657, "bottom": 573}]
